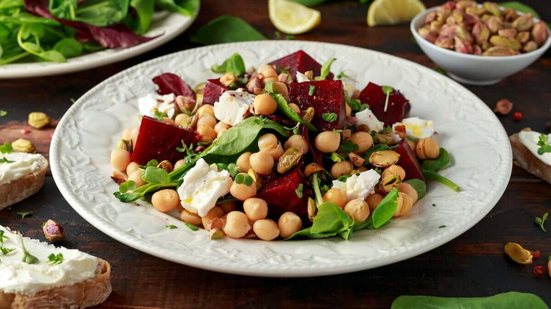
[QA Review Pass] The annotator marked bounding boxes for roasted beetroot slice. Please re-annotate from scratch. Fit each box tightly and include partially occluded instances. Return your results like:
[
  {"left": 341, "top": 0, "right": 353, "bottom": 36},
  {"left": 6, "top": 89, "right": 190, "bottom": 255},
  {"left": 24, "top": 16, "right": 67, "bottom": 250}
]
[
  {"left": 257, "top": 167, "right": 308, "bottom": 219},
  {"left": 358, "top": 82, "right": 411, "bottom": 126},
  {"left": 131, "top": 116, "right": 199, "bottom": 165},
  {"left": 202, "top": 79, "right": 228, "bottom": 105},
  {"left": 152, "top": 73, "right": 195, "bottom": 98},
  {"left": 289, "top": 80, "right": 345, "bottom": 131},
  {"left": 269, "top": 50, "right": 333, "bottom": 80},
  {"left": 395, "top": 140, "right": 424, "bottom": 181}
]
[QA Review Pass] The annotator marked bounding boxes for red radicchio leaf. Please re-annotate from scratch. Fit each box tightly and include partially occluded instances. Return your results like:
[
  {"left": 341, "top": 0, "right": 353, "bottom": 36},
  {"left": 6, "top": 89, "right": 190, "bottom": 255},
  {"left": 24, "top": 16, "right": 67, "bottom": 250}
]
[
  {"left": 152, "top": 73, "right": 196, "bottom": 98},
  {"left": 24, "top": 0, "right": 155, "bottom": 48}
]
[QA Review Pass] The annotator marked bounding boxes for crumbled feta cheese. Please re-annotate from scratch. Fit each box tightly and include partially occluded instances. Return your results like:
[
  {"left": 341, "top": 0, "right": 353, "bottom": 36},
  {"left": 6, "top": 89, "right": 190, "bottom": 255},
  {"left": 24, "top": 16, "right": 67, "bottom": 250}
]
[
  {"left": 339, "top": 72, "right": 356, "bottom": 98},
  {"left": 394, "top": 117, "right": 435, "bottom": 139},
  {"left": 296, "top": 71, "right": 310, "bottom": 83},
  {"left": 355, "top": 108, "right": 384, "bottom": 132},
  {"left": 138, "top": 93, "right": 176, "bottom": 119},
  {"left": 331, "top": 169, "right": 381, "bottom": 201},
  {"left": 177, "top": 159, "right": 232, "bottom": 217},
  {"left": 213, "top": 89, "right": 255, "bottom": 126}
]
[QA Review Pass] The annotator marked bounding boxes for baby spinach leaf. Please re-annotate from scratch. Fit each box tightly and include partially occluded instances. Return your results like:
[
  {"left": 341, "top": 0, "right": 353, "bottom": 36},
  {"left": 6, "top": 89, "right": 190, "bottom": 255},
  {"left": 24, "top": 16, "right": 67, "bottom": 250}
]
[
  {"left": 190, "top": 15, "right": 266, "bottom": 45},
  {"left": 338, "top": 140, "right": 359, "bottom": 153},
  {"left": 423, "top": 170, "right": 460, "bottom": 192},
  {"left": 53, "top": 38, "right": 82, "bottom": 57},
  {"left": 155, "top": 0, "right": 199, "bottom": 16},
  {"left": 391, "top": 292, "right": 548, "bottom": 309},
  {"left": 211, "top": 53, "right": 246, "bottom": 76},
  {"left": 371, "top": 188, "right": 398, "bottom": 228},
  {"left": 500, "top": 2, "right": 540, "bottom": 18},
  {"left": 142, "top": 166, "right": 171, "bottom": 184},
  {"left": 271, "top": 93, "right": 318, "bottom": 132},
  {"left": 0, "top": 143, "right": 13, "bottom": 153},
  {"left": 310, "top": 202, "right": 353, "bottom": 235},
  {"left": 404, "top": 178, "right": 426, "bottom": 199},
  {"left": 129, "top": 0, "right": 155, "bottom": 34},
  {"left": 422, "top": 148, "right": 451, "bottom": 172}
]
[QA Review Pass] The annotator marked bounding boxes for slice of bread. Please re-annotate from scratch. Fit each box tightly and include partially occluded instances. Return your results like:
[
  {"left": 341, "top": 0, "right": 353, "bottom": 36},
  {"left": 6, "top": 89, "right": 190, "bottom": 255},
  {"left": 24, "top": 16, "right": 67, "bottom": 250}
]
[
  {"left": 0, "top": 259, "right": 111, "bottom": 309},
  {"left": 510, "top": 131, "right": 551, "bottom": 184},
  {"left": 0, "top": 154, "right": 48, "bottom": 210}
]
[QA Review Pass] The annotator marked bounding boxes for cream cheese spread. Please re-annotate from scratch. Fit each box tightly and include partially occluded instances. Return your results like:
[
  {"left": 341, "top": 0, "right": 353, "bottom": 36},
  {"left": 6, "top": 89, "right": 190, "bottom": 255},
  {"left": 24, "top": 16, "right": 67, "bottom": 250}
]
[
  {"left": 0, "top": 152, "right": 45, "bottom": 185},
  {"left": 519, "top": 130, "right": 551, "bottom": 166}
]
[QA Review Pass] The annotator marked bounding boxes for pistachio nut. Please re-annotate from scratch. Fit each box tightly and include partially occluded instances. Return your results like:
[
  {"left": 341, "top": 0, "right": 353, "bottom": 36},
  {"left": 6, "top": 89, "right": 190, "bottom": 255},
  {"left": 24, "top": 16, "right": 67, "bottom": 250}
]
[
  {"left": 209, "top": 228, "right": 225, "bottom": 240},
  {"left": 381, "top": 172, "right": 401, "bottom": 192},
  {"left": 368, "top": 150, "right": 400, "bottom": 168},
  {"left": 465, "top": 6, "right": 486, "bottom": 16},
  {"left": 424, "top": 11, "right": 437, "bottom": 24},
  {"left": 301, "top": 107, "right": 315, "bottom": 123},
  {"left": 116, "top": 139, "right": 132, "bottom": 152},
  {"left": 498, "top": 28, "right": 517, "bottom": 39},
  {"left": 157, "top": 160, "right": 173, "bottom": 172},
  {"left": 277, "top": 147, "right": 302, "bottom": 174},
  {"left": 485, "top": 16, "right": 502, "bottom": 33},
  {"left": 456, "top": 0, "right": 476, "bottom": 9},
  {"left": 504, "top": 242, "right": 533, "bottom": 265},
  {"left": 219, "top": 72, "right": 237, "bottom": 87},
  {"left": 472, "top": 22, "right": 490, "bottom": 44},
  {"left": 490, "top": 35, "right": 521, "bottom": 50},
  {"left": 532, "top": 21, "right": 549, "bottom": 46},
  {"left": 516, "top": 31, "right": 530, "bottom": 44},
  {"left": 304, "top": 162, "right": 324, "bottom": 177},
  {"left": 523, "top": 41, "right": 538, "bottom": 53},
  {"left": 430, "top": 20, "right": 443, "bottom": 32},
  {"left": 452, "top": 10, "right": 464, "bottom": 24},
  {"left": 11, "top": 138, "right": 35, "bottom": 153},
  {"left": 482, "top": 46, "right": 518, "bottom": 56},
  {"left": 512, "top": 14, "right": 533, "bottom": 32},
  {"left": 482, "top": 2, "right": 501, "bottom": 17},
  {"left": 307, "top": 197, "right": 317, "bottom": 222},
  {"left": 455, "top": 25, "right": 473, "bottom": 41},
  {"left": 454, "top": 37, "right": 474, "bottom": 54},
  {"left": 435, "top": 36, "right": 454, "bottom": 49},
  {"left": 348, "top": 152, "right": 365, "bottom": 167},
  {"left": 28, "top": 112, "right": 51, "bottom": 129},
  {"left": 502, "top": 8, "right": 518, "bottom": 22}
]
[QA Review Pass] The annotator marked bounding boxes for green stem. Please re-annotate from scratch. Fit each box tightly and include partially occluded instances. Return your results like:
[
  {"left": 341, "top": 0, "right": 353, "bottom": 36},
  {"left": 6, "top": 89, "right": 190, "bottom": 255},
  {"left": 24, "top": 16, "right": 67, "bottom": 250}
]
[
  {"left": 312, "top": 173, "right": 324, "bottom": 206},
  {"left": 423, "top": 170, "right": 461, "bottom": 192}
]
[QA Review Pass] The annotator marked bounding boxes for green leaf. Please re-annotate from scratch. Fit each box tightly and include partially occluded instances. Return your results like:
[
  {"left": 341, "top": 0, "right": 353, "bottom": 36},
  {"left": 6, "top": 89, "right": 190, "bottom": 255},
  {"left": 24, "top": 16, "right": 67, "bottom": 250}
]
[
  {"left": 315, "top": 57, "right": 336, "bottom": 81},
  {"left": 271, "top": 93, "right": 318, "bottom": 132},
  {"left": 535, "top": 212, "right": 548, "bottom": 232},
  {"left": 422, "top": 148, "right": 452, "bottom": 172},
  {"left": 338, "top": 140, "right": 359, "bottom": 153},
  {"left": 129, "top": 0, "right": 155, "bottom": 34},
  {"left": 142, "top": 166, "right": 171, "bottom": 184},
  {"left": 166, "top": 224, "right": 178, "bottom": 229},
  {"left": 211, "top": 53, "right": 246, "bottom": 76},
  {"left": 345, "top": 96, "right": 369, "bottom": 113},
  {"left": 155, "top": 0, "right": 199, "bottom": 16},
  {"left": 184, "top": 222, "right": 199, "bottom": 231},
  {"left": 1, "top": 247, "right": 15, "bottom": 255},
  {"left": 322, "top": 112, "right": 337, "bottom": 123},
  {"left": 0, "top": 156, "right": 14, "bottom": 164},
  {"left": 537, "top": 134, "right": 551, "bottom": 155},
  {"left": 391, "top": 292, "right": 548, "bottom": 309},
  {"left": 16, "top": 211, "right": 32, "bottom": 219},
  {"left": 48, "top": 253, "right": 64, "bottom": 264},
  {"left": 308, "top": 85, "right": 315, "bottom": 96},
  {"left": 190, "top": 15, "right": 266, "bottom": 45},
  {"left": 500, "top": 2, "right": 540, "bottom": 19},
  {"left": 234, "top": 173, "right": 253, "bottom": 186},
  {"left": 0, "top": 110, "right": 6, "bottom": 116},
  {"left": 404, "top": 179, "right": 426, "bottom": 199},
  {"left": 289, "top": 0, "right": 328, "bottom": 6},
  {"left": 119, "top": 180, "right": 137, "bottom": 193},
  {"left": 51, "top": 0, "right": 130, "bottom": 27},
  {"left": 371, "top": 189, "right": 398, "bottom": 228},
  {"left": 53, "top": 38, "right": 82, "bottom": 58},
  {"left": 295, "top": 183, "right": 303, "bottom": 198},
  {"left": 423, "top": 170, "right": 461, "bottom": 192},
  {"left": 310, "top": 202, "right": 353, "bottom": 235}
]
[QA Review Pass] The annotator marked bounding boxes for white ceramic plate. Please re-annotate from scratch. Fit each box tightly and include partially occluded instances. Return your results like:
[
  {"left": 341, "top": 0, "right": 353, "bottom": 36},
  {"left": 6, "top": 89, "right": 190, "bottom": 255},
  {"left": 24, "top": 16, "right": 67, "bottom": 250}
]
[
  {"left": 50, "top": 41, "right": 512, "bottom": 277},
  {"left": 0, "top": 11, "right": 197, "bottom": 79}
]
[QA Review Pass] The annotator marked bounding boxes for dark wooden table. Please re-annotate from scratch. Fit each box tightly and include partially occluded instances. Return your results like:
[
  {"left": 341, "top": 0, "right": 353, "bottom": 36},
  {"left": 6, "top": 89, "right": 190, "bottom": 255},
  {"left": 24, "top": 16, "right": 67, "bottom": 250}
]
[{"left": 1, "top": 0, "right": 551, "bottom": 307}]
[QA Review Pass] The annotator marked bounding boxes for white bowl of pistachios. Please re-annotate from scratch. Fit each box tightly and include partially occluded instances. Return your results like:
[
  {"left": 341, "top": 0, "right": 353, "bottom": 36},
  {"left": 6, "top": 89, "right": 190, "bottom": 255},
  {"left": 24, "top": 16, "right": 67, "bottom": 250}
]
[{"left": 410, "top": 1, "right": 551, "bottom": 85}]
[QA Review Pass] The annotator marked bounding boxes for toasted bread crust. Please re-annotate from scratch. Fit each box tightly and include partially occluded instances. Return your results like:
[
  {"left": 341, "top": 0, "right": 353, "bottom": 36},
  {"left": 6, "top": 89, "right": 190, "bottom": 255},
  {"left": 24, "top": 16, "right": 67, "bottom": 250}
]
[
  {"left": 510, "top": 133, "right": 551, "bottom": 184},
  {"left": 0, "top": 156, "right": 48, "bottom": 210},
  {"left": 0, "top": 259, "right": 111, "bottom": 309}
]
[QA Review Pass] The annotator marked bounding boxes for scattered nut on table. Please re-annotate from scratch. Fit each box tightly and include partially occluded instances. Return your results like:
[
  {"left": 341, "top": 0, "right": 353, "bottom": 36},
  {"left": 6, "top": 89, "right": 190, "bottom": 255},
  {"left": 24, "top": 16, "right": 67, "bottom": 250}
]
[
  {"left": 42, "top": 219, "right": 65, "bottom": 243},
  {"left": 28, "top": 112, "right": 51, "bottom": 129},
  {"left": 494, "top": 98, "right": 513, "bottom": 115},
  {"left": 504, "top": 242, "right": 533, "bottom": 264}
]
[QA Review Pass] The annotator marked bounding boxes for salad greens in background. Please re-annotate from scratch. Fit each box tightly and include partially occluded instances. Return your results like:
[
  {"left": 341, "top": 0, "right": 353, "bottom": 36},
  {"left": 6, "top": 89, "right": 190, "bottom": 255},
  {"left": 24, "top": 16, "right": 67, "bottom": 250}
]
[
  {"left": 391, "top": 292, "right": 548, "bottom": 309},
  {"left": 0, "top": 0, "right": 198, "bottom": 64}
]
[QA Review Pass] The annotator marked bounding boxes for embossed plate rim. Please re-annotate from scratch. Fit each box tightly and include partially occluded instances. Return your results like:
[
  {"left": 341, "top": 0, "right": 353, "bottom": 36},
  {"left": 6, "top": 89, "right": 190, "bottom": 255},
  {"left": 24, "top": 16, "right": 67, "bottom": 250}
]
[{"left": 50, "top": 41, "right": 512, "bottom": 277}]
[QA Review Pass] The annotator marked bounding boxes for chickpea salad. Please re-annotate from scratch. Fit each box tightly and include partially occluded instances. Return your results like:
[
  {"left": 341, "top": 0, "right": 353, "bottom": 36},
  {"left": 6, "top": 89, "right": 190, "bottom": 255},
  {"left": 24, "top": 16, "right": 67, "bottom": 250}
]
[{"left": 110, "top": 50, "right": 459, "bottom": 241}]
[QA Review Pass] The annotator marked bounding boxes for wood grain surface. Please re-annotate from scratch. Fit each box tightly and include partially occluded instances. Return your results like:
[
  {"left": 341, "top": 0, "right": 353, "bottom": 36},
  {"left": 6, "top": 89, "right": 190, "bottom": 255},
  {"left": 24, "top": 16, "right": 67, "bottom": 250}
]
[{"left": 1, "top": 0, "right": 551, "bottom": 308}]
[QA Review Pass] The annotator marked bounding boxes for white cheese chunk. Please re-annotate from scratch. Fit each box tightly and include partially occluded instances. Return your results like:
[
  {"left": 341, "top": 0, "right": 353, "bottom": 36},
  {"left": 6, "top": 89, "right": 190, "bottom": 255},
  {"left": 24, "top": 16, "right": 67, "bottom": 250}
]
[
  {"left": 213, "top": 89, "right": 255, "bottom": 126},
  {"left": 177, "top": 158, "right": 232, "bottom": 217},
  {"left": 0, "top": 153, "right": 46, "bottom": 185},
  {"left": 0, "top": 226, "right": 99, "bottom": 295},
  {"left": 296, "top": 71, "right": 311, "bottom": 83},
  {"left": 393, "top": 117, "right": 435, "bottom": 139},
  {"left": 519, "top": 131, "right": 551, "bottom": 166},
  {"left": 339, "top": 72, "right": 357, "bottom": 98},
  {"left": 331, "top": 169, "right": 381, "bottom": 201},
  {"left": 355, "top": 108, "right": 384, "bottom": 132},
  {"left": 138, "top": 93, "right": 176, "bottom": 119}
]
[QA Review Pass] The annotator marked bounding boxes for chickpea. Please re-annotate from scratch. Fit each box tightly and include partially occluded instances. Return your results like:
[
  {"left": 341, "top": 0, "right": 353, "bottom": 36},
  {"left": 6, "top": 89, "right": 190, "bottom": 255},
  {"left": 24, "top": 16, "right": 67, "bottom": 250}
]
[
  {"left": 314, "top": 131, "right": 340, "bottom": 153},
  {"left": 278, "top": 212, "right": 303, "bottom": 238},
  {"left": 258, "top": 133, "right": 279, "bottom": 151},
  {"left": 197, "top": 124, "right": 216, "bottom": 142},
  {"left": 394, "top": 192, "right": 414, "bottom": 217},
  {"left": 111, "top": 149, "right": 131, "bottom": 172},
  {"left": 264, "top": 143, "right": 284, "bottom": 161},
  {"left": 174, "top": 113, "right": 192, "bottom": 127},
  {"left": 366, "top": 193, "right": 383, "bottom": 210},
  {"left": 416, "top": 137, "right": 440, "bottom": 160},
  {"left": 230, "top": 174, "right": 257, "bottom": 201},
  {"left": 151, "top": 189, "right": 180, "bottom": 213},
  {"left": 197, "top": 114, "right": 217, "bottom": 128},
  {"left": 350, "top": 131, "right": 373, "bottom": 154},
  {"left": 214, "top": 121, "right": 231, "bottom": 134},
  {"left": 174, "top": 159, "right": 186, "bottom": 170},
  {"left": 253, "top": 93, "right": 278, "bottom": 115},
  {"left": 223, "top": 211, "right": 251, "bottom": 238},
  {"left": 406, "top": 138, "right": 417, "bottom": 151},
  {"left": 253, "top": 219, "right": 280, "bottom": 241},
  {"left": 399, "top": 182, "right": 418, "bottom": 204},
  {"left": 196, "top": 104, "right": 215, "bottom": 118},
  {"left": 180, "top": 209, "right": 202, "bottom": 226},
  {"left": 258, "top": 64, "right": 277, "bottom": 78},
  {"left": 344, "top": 199, "right": 370, "bottom": 223},
  {"left": 284, "top": 135, "right": 309, "bottom": 155},
  {"left": 126, "top": 161, "right": 140, "bottom": 176},
  {"left": 323, "top": 188, "right": 347, "bottom": 208},
  {"left": 288, "top": 103, "right": 301, "bottom": 115},
  {"left": 271, "top": 81, "right": 289, "bottom": 99},
  {"left": 236, "top": 152, "right": 252, "bottom": 172},
  {"left": 128, "top": 170, "right": 145, "bottom": 187},
  {"left": 249, "top": 152, "right": 274, "bottom": 175},
  {"left": 121, "top": 128, "right": 134, "bottom": 141},
  {"left": 243, "top": 198, "right": 268, "bottom": 221},
  {"left": 383, "top": 165, "right": 406, "bottom": 181},
  {"left": 330, "top": 161, "right": 353, "bottom": 179}
]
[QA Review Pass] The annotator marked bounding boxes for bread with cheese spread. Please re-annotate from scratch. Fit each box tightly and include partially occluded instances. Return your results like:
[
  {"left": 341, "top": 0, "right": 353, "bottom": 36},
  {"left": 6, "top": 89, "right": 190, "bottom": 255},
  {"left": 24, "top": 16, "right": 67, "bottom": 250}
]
[
  {"left": 0, "top": 153, "right": 48, "bottom": 210},
  {"left": 510, "top": 129, "right": 551, "bottom": 184}
]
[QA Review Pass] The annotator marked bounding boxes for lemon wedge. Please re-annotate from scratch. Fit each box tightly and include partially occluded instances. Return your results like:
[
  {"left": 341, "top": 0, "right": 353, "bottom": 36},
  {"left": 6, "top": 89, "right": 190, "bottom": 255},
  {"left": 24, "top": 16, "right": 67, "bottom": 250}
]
[
  {"left": 367, "top": 0, "right": 426, "bottom": 26},
  {"left": 269, "top": 0, "right": 321, "bottom": 34}
]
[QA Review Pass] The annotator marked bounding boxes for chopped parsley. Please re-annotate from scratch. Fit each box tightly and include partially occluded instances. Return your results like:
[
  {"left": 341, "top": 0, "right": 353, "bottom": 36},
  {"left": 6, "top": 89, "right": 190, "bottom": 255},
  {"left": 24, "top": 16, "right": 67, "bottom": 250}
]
[
  {"left": 166, "top": 224, "right": 178, "bottom": 230},
  {"left": 0, "top": 230, "right": 7, "bottom": 244},
  {"left": 308, "top": 85, "right": 316, "bottom": 96},
  {"left": 48, "top": 253, "right": 64, "bottom": 264},
  {"left": 537, "top": 134, "right": 551, "bottom": 155},
  {"left": 0, "top": 157, "right": 14, "bottom": 164},
  {"left": 535, "top": 212, "right": 548, "bottom": 232},
  {"left": 322, "top": 112, "right": 337, "bottom": 123},
  {"left": 17, "top": 211, "right": 33, "bottom": 219},
  {"left": 0, "top": 142, "right": 12, "bottom": 154},
  {"left": 19, "top": 238, "right": 39, "bottom": 264},
  {"left": 295, "top": 183, "right": 304, "bottom": 198},
  {"left": 184, "top": 222, "right": 199, "bottom": 231},
  {"left": 1, "top": 247, "right": 15, "bottom": 255}
]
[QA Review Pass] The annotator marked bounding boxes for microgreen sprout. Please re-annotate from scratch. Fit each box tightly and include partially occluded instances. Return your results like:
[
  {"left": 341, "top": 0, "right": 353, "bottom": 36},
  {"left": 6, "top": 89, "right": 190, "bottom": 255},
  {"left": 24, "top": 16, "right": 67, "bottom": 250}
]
[{"left": 535, "top": 212, "right": 548, "bottom": 232}]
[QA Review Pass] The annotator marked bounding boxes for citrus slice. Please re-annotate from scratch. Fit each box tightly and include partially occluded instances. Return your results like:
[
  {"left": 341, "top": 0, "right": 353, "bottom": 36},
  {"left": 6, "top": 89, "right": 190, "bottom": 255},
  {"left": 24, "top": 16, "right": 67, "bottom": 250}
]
[
  {"left": 269, "top": 0, "right": 321, "bottom": 35},
  {"left": 367, "top": 0, "right": 426, "bottom": 27}
]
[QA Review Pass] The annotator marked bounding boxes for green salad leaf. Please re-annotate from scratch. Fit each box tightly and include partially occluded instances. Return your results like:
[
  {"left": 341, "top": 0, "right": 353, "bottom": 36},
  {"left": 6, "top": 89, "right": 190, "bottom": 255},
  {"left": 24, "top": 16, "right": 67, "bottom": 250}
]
[
  {"left": 211, "top": 53, "right": 246, "bottom": 76},
  {"left": 371, "top": 188, "right": 398, "bottom": 228},
  {"left": 155, "top": 0, "right": 199, "bottom": 16},
  {"left": 190, "top": 15, "right": 266, "bottom": 45},
  {"left": 391, "top": 292, "right": 548, "bottom": 309}
]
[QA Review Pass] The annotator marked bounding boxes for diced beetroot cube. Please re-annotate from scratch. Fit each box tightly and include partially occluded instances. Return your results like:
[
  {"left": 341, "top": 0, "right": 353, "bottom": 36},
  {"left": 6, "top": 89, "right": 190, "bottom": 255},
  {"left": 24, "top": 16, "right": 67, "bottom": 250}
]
[
  {"left": 152, "top": 73, "right": 195, "bottom": 98},
  {"left": 202, "top": 79, "right": 228, "bottom": 105},
  {"left": 257, "top": 167, "right": 308, "bottom": 219},
  {"left": 395, "top": 140, "right": 424, "bottom": 181},
  {"left": 288, "top": 80, "right": 345, "bottom": 131},
  {"left": 269, "top": 50, "right": 333, "bottom": 81},
  {"left": 131, "top": 116, "right": 199, "bottom": 165},
  {"left": 358, "top": 82, "right": 410, "bottom": 126}
]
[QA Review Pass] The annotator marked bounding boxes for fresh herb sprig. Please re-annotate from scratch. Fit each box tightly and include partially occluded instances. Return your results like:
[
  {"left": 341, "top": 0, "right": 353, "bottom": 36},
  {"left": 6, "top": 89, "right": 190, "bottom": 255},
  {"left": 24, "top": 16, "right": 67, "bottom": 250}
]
[
  {"left": 537, "top": 134, "right": 551, "bottom": 155},
  {"left": 48, "top": 253, "right": 64, "bottom": 264},
  {"left": 19, "top": 237, "right": 39, "bottom": 264},
  {"left": 535, "top": 212, "right": 548, "bottom": 232}
]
